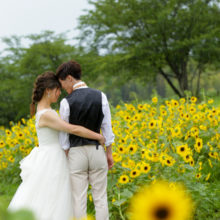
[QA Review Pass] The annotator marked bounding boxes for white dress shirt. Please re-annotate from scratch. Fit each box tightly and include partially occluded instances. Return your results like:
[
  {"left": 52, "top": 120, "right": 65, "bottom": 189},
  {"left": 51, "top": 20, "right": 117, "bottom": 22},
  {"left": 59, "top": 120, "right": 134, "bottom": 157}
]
[{"left": 59, "top": 82, "right": 115, "bottom": 150}]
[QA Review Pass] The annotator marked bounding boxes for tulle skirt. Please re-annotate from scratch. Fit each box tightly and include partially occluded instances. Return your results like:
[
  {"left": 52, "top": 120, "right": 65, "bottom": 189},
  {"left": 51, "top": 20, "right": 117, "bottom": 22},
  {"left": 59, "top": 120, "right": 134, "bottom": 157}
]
[{"left": 8, "top": 145, "right": 73, "bottom": 220}]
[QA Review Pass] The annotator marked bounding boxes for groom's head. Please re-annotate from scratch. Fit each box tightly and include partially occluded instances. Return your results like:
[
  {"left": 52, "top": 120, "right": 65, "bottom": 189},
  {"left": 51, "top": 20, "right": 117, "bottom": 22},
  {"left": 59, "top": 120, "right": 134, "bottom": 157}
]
[{"left": 56, "top": 60, "right": 82, "bottom": 94}]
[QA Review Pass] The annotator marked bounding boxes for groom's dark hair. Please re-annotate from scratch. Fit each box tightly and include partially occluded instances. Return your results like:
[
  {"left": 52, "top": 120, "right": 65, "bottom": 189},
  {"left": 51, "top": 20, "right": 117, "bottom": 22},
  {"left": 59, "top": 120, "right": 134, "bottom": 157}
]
[{"left": 56, "top": 60, "right": 82, "bottom": 80}]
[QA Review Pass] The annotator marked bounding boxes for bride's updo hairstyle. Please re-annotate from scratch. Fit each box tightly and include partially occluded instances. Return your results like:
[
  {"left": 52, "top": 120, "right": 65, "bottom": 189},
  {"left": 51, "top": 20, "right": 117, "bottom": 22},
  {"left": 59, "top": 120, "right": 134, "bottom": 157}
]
[{"left": 30, "top": 71, "right": 61, "bottom": 117}]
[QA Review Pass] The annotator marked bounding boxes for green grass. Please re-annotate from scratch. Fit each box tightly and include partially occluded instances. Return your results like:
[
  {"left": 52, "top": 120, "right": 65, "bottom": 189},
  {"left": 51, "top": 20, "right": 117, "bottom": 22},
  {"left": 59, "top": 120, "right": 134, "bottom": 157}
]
[{"left": 0, "top": 182, "right": 18, "bottom": 210}]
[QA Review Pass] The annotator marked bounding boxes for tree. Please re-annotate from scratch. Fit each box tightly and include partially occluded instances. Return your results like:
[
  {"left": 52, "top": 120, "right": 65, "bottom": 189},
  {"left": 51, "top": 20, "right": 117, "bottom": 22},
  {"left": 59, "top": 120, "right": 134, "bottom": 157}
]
[
  {"left": 0, "top": 31, "right": 77, "bottom": 125},
  {"left": 78, "top": 0, "right": 220, "bottom": 97}
]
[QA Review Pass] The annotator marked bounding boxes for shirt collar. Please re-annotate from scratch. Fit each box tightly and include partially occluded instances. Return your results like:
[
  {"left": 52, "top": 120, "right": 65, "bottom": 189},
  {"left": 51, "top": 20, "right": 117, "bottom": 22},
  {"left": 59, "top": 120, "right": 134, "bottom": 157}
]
[{"left": 73, "top": 81, "right": 88, "bottom": 90}]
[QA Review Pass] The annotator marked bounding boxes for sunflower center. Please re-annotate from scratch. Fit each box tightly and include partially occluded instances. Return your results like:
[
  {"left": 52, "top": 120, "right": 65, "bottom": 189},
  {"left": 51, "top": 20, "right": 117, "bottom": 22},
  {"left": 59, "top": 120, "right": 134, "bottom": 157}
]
[
  {"left": 180, "top": 147, "right": 185, "bottom": 151},
  {"left": 154, "top": 207, "right": 170, "bottom": 219}
]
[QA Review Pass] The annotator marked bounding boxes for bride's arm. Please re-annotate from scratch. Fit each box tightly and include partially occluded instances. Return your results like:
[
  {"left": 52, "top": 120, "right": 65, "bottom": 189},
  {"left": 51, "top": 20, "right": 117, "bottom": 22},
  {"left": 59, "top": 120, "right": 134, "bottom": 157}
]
[{"left": 39, "top": 111, "right": 105, "bottom": 145}]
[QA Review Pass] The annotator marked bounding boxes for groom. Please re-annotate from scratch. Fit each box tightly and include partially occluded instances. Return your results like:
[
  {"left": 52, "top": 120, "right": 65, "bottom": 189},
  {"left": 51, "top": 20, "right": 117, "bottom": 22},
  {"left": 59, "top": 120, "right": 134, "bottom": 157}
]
[{"left": 56, "top": 60, "right": 114, "bottom": 220}]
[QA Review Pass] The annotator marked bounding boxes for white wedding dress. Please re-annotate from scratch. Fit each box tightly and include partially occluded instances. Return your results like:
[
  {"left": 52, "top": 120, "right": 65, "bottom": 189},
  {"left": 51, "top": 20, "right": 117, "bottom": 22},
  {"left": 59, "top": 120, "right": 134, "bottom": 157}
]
[{"left": 8, "top": 109, "right": 73, "bottom": 220}]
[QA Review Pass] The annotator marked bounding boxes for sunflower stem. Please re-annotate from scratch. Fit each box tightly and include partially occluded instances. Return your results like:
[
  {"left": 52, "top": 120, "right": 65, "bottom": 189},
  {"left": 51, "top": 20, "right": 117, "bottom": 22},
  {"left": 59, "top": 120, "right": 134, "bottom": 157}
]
[
  {"left": 118, "top": 190, "right": 126, "bottom": 220},
  {"left": 118, "top": 206, "right": 125, "bottom": 220}
]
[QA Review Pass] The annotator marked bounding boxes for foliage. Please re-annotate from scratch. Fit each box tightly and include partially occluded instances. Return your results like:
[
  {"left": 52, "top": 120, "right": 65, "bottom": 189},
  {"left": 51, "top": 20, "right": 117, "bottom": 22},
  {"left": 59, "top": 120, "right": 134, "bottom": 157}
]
[{"left": 78, "top": 0, "right": 220, "bottom": 97}]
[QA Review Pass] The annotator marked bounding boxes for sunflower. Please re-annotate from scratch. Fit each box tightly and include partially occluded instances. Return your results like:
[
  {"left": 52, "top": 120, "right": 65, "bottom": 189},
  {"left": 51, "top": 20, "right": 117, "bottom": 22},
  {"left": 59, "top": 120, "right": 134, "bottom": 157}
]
[
  {"left": 208, "top": 159, "right": 213, "bottom": 168},
  {"left": 152, "top": 97, "right": 158, "bottom": 103},
  {"left": 119, "top": 137, "right": 127, "bottom": 144},
  {"left": 189, "top": 106, "right": 196, "bottom": 114},
  {"left": 138, "top": 104, "right": 144, "bottom": 110},
  {"left": 208, "top": 99, "right": 214, "bottom": 104},
  {"left": 16, "top": 131, "right": 25, "bottom": 140},
  {"left": 205, "top": 173, "right": 211, "bottom": 181},
  {"left": 171, "top": 99, "right": 179, "bottom": 107},
  {"left": 124, "top": 115, "right": 131, "bottom": 122},
  {"left": 171, "top": 126, "right": 181, "bottom": 137},
  {"left": 146, "top": 151, "right": 159, "bottom": 162},
  {"left": 198, "top": 162, "right": 202, "bottom": 171},
  {"left": 209, "top": 152, "right": 218, "bottom": 159},
  {"left": 0, "top": 141, "right": 5, "bottom": 148},
  {"left": 183, "top": 154, "right": 192, "bottom": 163},
  {"left": 5, "top": 129, "right": 12, "bottom": 136},
  {"left": 29, "top": 124, "right": 36, "bottom": 133},
  {"left": 128, "top": 181, "right": 193, "bottom": 220},
  {"left": 130, "top": 169, "right": 140, "bottom": 178},
  {"left": 149, "top": 120, "right": 156, "bottom": 129},
  {"left": 141, "top": 149, "right": 146, "bottom": 158},
  {"left": 21, "top": 118, "right": 26, "bottom": 124},
  {"left": 141, "top": 163, "right": 151, "bottom": 174},
  {"left": 159, "top": 128, "right": 164, "bottom": 135},
  {"left": 128, "top": 159, "right": 136, "bottom": 169},
  {"left": 118, "top": 145, "right": 126, "bottom": 154},
  {"left": 19, "top": 145, "right": 25, "bottom": 151},
  {"left": 194, "top": 138, "right": 203, "bottom": 153},
  {"left": 190, "top": 127, "right": 199, "bottom": 136},
  {"left": 165, "top": 100, "right": 171, "bottom": 106},
  {"left": 191, "top": 96, "right": 197, "bottom": 103},
  {"left": 24, "top": 138, "right": 32, "bottom": 145},
  {"left": 207, "top": 113, "right": 214, "bottom": 121},
  {"left": 189, "top": 159, "right": 195, "bottom": 167},
  {"left": 112, "top": 152, "right": 122, "bottom": 162},
  {"left": 118, "top": 175, "right": 129, "bottom": 184},
  {"left": 7, "top": 156, "right": 15, "bottom": 163},
  {"left": 180, "top": 112, "right": 185, "bottom": 119},
  {"left": 195, "top": 173, "right": 201, "bottom": 179},
  {"left": 160, "top": 110, "right": 167, "bottom": 116},
  {"left": 128, "top": 144, "right": 138, "bottom": 155},
  {"left": 180, "top": 98, "right": 186, "bottom": 104},
  {"left": 165, "top": 157, "right": 175, "bottom": 167},
  {"left": 2, "top": 162, "right": 8, "bottom": 169},
  {"left": 199, "top": 125, "right": 207, "bottom": 131},
  {"left": 184, "top": 113, "right": 190, "bottom": 120},
  {"left": 176, "top": 145, "right": 188, "bottom": 156}
]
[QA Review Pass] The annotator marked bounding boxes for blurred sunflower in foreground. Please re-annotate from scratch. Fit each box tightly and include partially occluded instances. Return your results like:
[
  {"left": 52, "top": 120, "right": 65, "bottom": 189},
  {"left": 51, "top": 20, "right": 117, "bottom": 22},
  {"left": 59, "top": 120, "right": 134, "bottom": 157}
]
[{"left": 128, "top": 181, "right": 194, "bottom": 220}]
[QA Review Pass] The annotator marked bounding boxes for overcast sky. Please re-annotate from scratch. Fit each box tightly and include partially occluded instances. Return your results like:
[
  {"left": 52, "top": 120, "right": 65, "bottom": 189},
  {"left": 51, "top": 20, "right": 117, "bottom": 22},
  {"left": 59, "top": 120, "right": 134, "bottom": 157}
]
[{"left": 0, "top": 0, "right": 92, "bottom": 50}]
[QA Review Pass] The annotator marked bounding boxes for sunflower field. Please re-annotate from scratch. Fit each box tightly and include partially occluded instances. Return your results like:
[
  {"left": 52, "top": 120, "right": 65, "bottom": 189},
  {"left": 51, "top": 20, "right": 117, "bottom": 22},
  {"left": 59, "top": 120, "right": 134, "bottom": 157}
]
[{"left": 0, "top": 97, "right": 220, "bottom": 220}]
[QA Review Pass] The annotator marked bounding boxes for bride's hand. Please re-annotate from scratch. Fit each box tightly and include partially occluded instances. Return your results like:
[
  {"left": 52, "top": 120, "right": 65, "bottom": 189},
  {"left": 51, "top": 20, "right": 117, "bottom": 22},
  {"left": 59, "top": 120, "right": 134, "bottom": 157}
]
[{"left": 98, "top": 134, "right": 105, "bottom": 147}]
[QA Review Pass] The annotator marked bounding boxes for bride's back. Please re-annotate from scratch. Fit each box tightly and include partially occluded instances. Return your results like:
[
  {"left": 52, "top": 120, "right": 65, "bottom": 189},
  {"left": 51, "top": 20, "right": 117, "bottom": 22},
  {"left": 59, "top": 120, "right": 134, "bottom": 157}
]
[{"left": 35, "top": 109, "right": 60, "bottom": 148}]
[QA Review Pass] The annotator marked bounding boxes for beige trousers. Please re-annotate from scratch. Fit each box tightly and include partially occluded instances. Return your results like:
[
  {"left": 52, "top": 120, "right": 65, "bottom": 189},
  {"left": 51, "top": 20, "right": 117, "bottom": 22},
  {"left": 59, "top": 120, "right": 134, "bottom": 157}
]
[{"left": 68, "top": 145, "right": 109, "bottom": 220}]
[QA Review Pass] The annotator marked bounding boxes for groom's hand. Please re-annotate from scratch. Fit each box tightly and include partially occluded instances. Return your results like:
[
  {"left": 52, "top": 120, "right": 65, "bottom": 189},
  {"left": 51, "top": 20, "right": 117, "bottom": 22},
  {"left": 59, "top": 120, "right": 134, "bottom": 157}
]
[
  {"left": 106, "top": 145, "right": 114, "bottom": 169},
  {"left": 98, "top": 134, "right": 106, "bottom": 147},
  {"left": 64, "top": 149, "right": 70, "bottom": 157}
]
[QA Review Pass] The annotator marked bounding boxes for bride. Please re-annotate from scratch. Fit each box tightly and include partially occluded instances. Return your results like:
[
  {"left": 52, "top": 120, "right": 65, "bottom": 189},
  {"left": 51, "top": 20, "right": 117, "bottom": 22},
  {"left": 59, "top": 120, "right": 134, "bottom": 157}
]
[{"left": 8, "top": 71, "right": 105, "bottom": 220}]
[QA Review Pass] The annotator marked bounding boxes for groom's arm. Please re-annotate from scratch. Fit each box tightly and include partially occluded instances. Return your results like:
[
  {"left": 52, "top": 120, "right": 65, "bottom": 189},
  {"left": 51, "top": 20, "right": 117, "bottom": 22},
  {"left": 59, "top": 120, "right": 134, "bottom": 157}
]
[
  {"left": 59, "top": 98, "right": 70, "bottom": 153},
  {"left": 100, "top": 92, "right": 115, "bottom": 169}
]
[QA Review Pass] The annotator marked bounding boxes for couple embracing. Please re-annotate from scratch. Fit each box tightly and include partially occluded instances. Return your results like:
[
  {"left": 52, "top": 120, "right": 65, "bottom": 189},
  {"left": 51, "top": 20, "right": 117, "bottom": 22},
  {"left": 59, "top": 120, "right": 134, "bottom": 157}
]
[{"left": 8, "top": 60, "right": 115, "bottom": 220}]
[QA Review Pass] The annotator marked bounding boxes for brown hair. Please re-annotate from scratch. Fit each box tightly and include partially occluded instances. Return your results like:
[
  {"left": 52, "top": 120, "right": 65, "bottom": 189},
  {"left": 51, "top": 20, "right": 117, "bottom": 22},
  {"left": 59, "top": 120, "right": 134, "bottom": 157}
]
[
  {"left": 30, "top": 71, "right": 61, "bottom": 117},
  {"left": 56, "top": 60, "right": 82, "bottom": 80}
]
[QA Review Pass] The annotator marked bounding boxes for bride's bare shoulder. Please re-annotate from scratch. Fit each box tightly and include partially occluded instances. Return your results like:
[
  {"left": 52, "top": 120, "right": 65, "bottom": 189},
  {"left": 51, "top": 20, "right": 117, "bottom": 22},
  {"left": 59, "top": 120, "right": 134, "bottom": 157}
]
[{"left": 38, "top": 109, "right": 59, "bottom": 127}]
